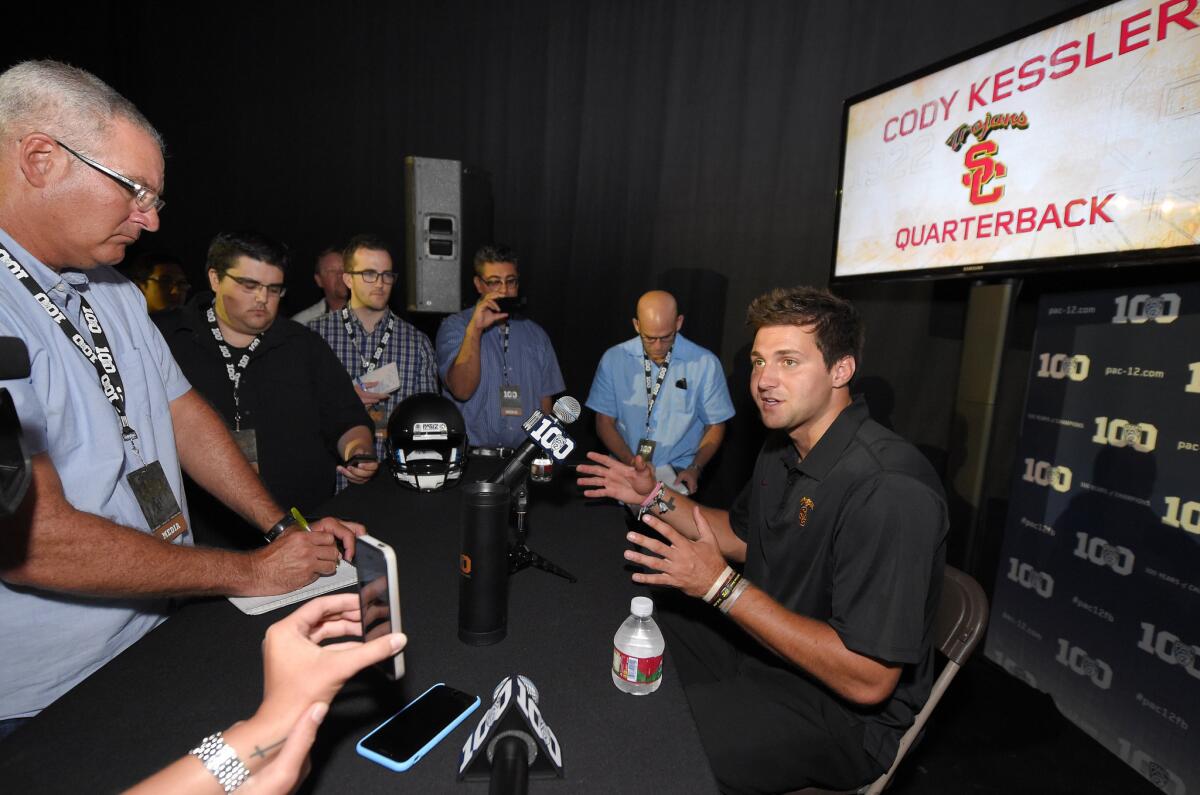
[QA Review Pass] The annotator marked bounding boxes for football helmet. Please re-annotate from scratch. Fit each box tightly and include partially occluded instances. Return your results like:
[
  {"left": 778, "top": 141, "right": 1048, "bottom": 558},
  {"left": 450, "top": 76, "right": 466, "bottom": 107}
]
[{"left": 386, "top": 392, "right": 467, "bottom": 491}]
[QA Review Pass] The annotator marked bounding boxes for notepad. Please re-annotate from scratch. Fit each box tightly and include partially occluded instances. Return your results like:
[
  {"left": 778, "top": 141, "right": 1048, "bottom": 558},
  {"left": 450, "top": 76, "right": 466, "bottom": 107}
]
[{"left": 228, "top": 558, "right": 358, "bottom": 615}]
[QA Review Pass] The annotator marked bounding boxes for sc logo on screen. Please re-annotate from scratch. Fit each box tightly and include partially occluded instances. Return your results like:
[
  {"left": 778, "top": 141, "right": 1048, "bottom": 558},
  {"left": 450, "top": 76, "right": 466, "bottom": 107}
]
[
  {"left": 1055, "top": 640, "right": 1113, "bottom": 690},
  {"left": 1022, "top": 459, "right": 1072, "bottom": 493}
]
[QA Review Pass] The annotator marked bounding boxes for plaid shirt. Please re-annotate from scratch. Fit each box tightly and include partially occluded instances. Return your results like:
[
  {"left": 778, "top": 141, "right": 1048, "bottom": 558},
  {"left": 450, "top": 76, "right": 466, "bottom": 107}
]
[{"left": 308, "top": 308, "right": 439, "bottom": 479}]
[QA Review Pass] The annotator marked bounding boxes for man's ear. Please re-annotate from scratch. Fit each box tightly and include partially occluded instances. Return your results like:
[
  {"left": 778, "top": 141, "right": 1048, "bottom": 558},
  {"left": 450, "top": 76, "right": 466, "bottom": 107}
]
[
  {"left": 207, "top": 268, "right": 221, "bottom": 292},
  {"left": 831, "top": 355, "right": 857, "bottom": 388},
  {"left": 631, "top": 317, "right": 641, "bottom": 335},
  {"left": 474, "top": 275, "right": 487, "bottom": 296},
  {"left": 313, "top": 271, "right": 323, "bottom": 288},
  {"left": 342, "top": 272, "right": 354, "bottom": 293},
  {"left": 17, "top": 133, "right": 59, "bottom": 189},
  {"left": 675, "top": 314, "right": 684, "bottom": 333}
]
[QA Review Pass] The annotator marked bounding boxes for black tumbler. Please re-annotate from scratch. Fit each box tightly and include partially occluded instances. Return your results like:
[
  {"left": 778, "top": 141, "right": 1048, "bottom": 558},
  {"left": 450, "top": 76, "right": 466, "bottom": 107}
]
[{"left": 459, "top": 481, "right": 511, "bottom": 645}]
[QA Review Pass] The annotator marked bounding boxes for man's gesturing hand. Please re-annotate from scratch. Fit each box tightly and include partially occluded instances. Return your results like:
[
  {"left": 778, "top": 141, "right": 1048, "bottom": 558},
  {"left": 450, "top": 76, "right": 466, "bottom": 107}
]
[
  {"left": 624, "top": 506, "right": 727, "bottom": 598},
  {"left": 576, "top": 451, "right": 657, "bottom": 505}
]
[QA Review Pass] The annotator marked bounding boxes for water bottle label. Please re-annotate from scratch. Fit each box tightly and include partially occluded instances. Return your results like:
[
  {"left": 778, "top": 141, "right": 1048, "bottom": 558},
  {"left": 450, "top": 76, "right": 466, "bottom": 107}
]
[{"left": 612, "top": 647, "right": 663, "bottom": 684}]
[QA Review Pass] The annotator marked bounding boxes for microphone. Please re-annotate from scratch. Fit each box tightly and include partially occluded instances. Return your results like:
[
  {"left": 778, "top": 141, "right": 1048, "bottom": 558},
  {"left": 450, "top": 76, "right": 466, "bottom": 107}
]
[
  {"left": 489, "top": 396, "right": 580, "bottom": 490},
  {"left": 459, "top": 675, "right": 565, "bottom": 793}
]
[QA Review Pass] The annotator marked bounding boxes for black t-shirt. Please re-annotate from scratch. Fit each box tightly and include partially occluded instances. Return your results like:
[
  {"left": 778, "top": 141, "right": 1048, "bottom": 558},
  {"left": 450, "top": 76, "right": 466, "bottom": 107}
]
[
  {"left": 729, "top": 396, "right": 947, "bottom": 768},
  {"left": 155, "top": 296, "right": 370, "bottom": 546}
]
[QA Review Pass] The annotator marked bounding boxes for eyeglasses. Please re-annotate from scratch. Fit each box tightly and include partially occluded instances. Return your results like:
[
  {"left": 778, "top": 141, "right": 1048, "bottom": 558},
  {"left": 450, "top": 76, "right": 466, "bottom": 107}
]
[
  {"left": 55, "top": 139, "right": 165, "bottom": 213},
  {"left": 481, "top": 276, "right": 519, "bottom": 290},
  {"left": 224, "top": 273, "right": 287, "bottom": 298},
  {"left": 349, "top": 270, "right": 398, "bottom": 284},
  {"left": 146, "top": 276, "right": 190, "bottom": 292},
  {"left": 640, "top": 330, "right": 677, "bottom": 345}
]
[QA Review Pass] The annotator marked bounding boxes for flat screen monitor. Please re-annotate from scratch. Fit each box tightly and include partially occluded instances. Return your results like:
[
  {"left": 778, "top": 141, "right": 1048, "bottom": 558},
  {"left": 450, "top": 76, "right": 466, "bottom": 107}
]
[{"left": 831, "top": 0, "right": 1200, "bottom": 282}]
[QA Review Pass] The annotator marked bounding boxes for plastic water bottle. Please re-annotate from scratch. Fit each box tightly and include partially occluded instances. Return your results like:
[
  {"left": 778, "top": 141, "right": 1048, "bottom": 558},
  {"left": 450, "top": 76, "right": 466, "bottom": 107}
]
[{"left": 611, "top": 596, "right": 664, "bottom": 694}]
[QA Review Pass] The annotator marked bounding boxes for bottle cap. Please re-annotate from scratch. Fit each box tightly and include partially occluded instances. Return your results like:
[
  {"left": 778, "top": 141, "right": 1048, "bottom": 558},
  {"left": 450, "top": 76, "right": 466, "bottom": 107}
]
[{"left": 631, "top": 596, "right": 653, "bottom": 618}]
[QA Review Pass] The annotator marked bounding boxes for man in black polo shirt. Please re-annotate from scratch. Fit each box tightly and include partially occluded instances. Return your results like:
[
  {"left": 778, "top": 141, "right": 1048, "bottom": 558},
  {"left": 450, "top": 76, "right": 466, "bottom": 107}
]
[
  {"left": 156, "top": 231, "right": 378, "bottom": 548},
  {"left": 578, "top": 286, "right": 947, "bottom": 793}
]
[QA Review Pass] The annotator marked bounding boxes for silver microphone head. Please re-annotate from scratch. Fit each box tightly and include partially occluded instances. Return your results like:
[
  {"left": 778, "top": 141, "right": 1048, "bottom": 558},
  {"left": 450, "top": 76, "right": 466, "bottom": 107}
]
[{"left": 551, "top": 396, "right": 581, "bottom": 425}]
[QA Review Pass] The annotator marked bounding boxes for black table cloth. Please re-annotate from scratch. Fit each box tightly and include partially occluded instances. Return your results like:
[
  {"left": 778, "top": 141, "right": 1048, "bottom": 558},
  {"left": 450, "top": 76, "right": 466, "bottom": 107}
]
[{"left": 0, "top": 464, "right": 716, "bottom": 794}]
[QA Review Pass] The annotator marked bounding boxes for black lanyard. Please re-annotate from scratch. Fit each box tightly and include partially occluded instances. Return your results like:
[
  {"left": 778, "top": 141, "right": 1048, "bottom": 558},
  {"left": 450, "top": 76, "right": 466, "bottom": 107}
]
[
  {"left": 500, "top": 322, "right": 511, "bottom": 381},
  {"left": 1, "top": 244, "right": 141, "bottom": 453},
  {"left": 206, "top": 304, "right": 263, "bottom": 430},
  {"left": 341, "top": 307, "right": 394, "bottom": 374},
  {"left": 642, "top": 347, "right": 672, "bottom": 434}
]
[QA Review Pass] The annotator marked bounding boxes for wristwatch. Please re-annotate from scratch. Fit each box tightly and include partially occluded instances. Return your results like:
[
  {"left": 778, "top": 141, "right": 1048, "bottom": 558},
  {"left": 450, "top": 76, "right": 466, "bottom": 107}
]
[{"left": 263, "top": 511, "right": 297, "bottom": 543}]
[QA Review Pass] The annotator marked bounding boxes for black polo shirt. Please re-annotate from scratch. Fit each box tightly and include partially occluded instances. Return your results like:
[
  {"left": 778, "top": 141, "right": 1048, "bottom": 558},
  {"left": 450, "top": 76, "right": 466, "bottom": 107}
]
[
  {"left": 155, "top": 295, "right": 370, "bottom": 545},
  {"left": 729, "top": 396, "right": 947, "bottom": 769}
]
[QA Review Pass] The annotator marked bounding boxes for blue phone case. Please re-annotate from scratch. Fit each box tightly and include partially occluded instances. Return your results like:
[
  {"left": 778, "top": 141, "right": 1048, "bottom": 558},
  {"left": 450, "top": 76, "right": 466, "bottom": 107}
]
[{"left": 356, "top": 683, "right": 481, "bottom": 772}]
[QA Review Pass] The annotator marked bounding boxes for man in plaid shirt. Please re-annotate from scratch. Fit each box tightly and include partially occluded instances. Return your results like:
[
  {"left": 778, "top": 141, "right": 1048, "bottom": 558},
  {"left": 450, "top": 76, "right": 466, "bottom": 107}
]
[{"left": 308, "top": 234, "right": 439, "bottom": 482}]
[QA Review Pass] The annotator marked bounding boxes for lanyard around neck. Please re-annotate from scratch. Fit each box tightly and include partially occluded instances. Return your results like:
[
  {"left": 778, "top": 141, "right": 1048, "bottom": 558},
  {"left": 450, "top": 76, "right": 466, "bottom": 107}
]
[
  {"left": 341, "top": 306, "right": 394, "bottom": 373},
  {"left": 206, "top": 303, "right": 263, "bottom": 430},
  {"left": 642, "top": 347, "right": 672, "bottom": 432}
]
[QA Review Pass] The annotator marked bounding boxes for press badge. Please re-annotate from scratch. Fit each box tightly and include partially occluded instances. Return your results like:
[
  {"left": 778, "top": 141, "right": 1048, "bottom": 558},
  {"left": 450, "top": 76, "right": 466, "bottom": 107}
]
[
  {"left": 231, "top": 428, "right": 260, "bottom": 473},
  {"left": 126, "top": 461, "right": 188, "bottom": 543},
  {"left": 499, "top": 385, "right": 523, "bottom": 417},
  {"left": 636, "top": 438, "right": 657, "bottom": 462}
]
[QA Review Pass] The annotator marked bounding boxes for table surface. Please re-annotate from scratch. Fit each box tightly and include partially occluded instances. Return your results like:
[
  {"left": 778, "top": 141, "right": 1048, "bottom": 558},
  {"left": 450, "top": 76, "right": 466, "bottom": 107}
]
[{"left": 0, "top": 464, "right": 716, "bottom": 794}]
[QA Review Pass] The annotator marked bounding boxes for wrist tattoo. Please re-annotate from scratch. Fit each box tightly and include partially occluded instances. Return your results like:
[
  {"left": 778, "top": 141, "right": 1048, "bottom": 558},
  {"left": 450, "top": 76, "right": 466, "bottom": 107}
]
[{"left": 250, "top": 736, "right": 288, "bottom": 760}]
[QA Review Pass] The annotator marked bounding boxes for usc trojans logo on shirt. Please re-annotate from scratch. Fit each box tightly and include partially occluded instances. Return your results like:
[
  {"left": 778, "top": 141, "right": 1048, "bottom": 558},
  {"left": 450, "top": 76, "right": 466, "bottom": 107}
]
[{"left": 798, "top": 497, "right": 814, "bottom": 527}]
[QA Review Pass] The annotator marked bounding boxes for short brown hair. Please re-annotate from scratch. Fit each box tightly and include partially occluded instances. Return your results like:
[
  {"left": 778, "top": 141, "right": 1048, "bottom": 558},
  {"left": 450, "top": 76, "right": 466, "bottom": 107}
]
[
  {"left": 746, "top": 286, "right": 863, "bottom": 370},
  {"left": 343, "top": 234, "right": 390, "bottom": 271}
]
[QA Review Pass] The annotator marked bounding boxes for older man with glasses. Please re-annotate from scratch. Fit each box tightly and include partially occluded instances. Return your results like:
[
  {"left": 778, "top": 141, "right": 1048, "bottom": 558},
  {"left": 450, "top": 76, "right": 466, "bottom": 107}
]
[
  {"left": 0, "top": 60, "right": 364, "bottom": 738},
  {"left": 585, "top": 290, "right": 734, "bottom": 494},
  {"left": 307, "top": 234, "right": 438, "bottom": 473}
]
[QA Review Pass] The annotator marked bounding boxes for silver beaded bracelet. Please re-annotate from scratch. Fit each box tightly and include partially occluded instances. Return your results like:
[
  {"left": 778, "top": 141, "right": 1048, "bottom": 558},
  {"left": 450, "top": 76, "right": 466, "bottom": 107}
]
[{"left": 189, "top": 731, "right": 251, "bottom": 793}]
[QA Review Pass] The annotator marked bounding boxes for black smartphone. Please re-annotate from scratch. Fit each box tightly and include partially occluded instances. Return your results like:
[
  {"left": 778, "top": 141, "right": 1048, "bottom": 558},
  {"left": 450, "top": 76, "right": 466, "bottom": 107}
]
[
  {"left": 354, "top": 534, "right": 404, "bottom": 679},
  {"left": 495, "top": 296, "right": 527, "bottom": 316},
  {"left": 344, "top": 452, "right": 378, "bottom": 467},
  {"left": 356, "top": 684, "right": 481, "bottom": 771}
]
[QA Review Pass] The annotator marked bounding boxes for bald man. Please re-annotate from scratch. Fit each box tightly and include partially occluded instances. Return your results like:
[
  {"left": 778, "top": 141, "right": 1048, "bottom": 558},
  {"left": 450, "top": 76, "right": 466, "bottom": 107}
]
[{"left": 586, "top": 291, "right": 734, "bottom": 493}]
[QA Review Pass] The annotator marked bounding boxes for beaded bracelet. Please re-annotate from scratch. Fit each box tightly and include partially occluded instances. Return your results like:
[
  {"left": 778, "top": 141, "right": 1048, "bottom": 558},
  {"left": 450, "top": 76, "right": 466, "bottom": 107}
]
[{"left": 189, "top": 732, "right": 251, "bottom": 793}]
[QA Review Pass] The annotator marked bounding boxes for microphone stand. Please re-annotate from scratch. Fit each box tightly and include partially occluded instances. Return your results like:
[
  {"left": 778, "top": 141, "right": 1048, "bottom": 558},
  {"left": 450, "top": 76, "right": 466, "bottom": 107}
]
[{"left": 507, "top": 475, "right": 576, "bottom": 582}]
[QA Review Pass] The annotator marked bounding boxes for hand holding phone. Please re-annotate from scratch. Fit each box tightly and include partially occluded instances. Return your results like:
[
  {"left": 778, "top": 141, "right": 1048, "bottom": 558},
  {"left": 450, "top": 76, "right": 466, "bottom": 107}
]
[
  {"left": 258, "top": 593, "right": 406, "bottom": 733},
  {"left": 357, "top": 684, "right": 480, "bottom": 772},
  {"left": 344, "top": 452, "right": 378, "bottom": 467},
  {"left": 354, "top": 535, "right": 404, "bottom": 679}
]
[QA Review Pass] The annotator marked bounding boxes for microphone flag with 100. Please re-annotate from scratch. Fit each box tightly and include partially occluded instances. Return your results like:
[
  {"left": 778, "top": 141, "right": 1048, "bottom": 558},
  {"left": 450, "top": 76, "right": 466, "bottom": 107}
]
[
  {"left": 489, "top": 396, "right": 580, "bottom": 490},
  {"left": 458, "top": 674, "right": 564, "bottom": 786}
]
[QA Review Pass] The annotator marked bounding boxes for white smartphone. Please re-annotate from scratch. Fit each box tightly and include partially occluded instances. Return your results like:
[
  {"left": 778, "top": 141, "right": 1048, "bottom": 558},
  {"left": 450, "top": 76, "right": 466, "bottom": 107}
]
[{"left": 354, "top": 534, "right": 404, "bottom": 679}]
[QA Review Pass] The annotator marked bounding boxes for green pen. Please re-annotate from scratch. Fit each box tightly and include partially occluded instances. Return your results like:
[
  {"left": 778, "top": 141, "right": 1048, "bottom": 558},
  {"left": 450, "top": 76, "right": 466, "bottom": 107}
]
[{"left": 290, "top": 507, "right": 312, "bottom": 532}]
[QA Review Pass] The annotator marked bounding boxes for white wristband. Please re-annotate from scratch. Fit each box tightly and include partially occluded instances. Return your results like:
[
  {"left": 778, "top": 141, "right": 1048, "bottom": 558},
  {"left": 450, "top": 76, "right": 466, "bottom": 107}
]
[{"left": 702, "top": 565, "right": 733, "bottom": 603}]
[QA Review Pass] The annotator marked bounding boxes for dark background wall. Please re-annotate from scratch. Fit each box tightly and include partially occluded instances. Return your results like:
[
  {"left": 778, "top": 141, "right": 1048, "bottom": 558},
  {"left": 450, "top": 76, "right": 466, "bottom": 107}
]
[{"left": 9, "top": 0, "right": 1192, "bottom": 585}]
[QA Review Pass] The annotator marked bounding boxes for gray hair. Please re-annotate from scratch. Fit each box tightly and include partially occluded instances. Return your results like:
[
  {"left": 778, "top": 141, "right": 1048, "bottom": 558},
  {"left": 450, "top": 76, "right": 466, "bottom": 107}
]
[{"left": 0, "top": 60, "right": 163, "bottom": 153}]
